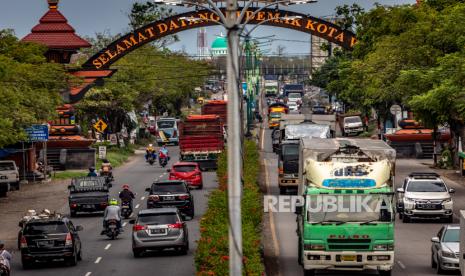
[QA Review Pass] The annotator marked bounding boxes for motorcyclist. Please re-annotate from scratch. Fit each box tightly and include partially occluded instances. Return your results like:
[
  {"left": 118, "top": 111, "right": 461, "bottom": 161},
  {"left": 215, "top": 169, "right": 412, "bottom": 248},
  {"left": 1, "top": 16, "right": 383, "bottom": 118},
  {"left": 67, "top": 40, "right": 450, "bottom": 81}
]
[
  {"left": 87, "top": 167, "right": 98, "bottom": 177},
  {"left": 0, "top": 240, "right": 11, "bottom": 276},
  {"left": 119, "top": 184, "right": 135, "bottom": 212},
  {"left": 145, "top": 144, "right": 156, "bottom": 161},
  {"left": 100, "top": 159, "right": 113, "bottom": 179},
  {"left": 158, "top": 145, "right": 169, "bottom": 161},
  {"left": 101, "top": 199, "right": 122, "bottom": 235}
]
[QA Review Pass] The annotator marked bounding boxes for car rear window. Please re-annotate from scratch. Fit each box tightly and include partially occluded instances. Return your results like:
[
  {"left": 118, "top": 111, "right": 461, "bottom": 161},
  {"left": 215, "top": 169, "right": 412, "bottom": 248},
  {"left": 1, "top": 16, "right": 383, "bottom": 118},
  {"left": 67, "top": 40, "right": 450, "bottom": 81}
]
[
  {"left": 24, "top": 221, "right": 68, "bottom": 235},
  {"left": 153, "top": 183, "right": 187, "bottom": 193},
  {"left": 157, "top": 121, "right": 175, "bottom": 128},
  {"left": 174, "top": 165, "right": 197, "bottom": 172},
  {"left": 76, "top": 180, "right": 100, "bottom": 187},
  {"left": 0, "top": 162, "right": 15, "bottom": 171},
  {"left": 138, "top": 213, "right": 178, "bottom": 225}
]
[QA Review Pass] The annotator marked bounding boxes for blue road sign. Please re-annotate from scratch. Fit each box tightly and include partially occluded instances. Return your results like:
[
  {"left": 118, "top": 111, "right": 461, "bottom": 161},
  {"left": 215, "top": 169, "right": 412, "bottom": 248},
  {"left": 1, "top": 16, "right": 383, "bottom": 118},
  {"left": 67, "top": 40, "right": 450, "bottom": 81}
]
[{"left": 25, "top": 125, "right": 49, "bottom": 142}]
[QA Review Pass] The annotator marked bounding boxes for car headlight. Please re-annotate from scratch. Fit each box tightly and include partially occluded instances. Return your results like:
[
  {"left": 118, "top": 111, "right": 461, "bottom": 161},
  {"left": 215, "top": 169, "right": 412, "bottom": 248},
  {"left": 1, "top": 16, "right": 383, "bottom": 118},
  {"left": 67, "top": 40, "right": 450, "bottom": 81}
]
[
  {"left": 374, "top": 244, "right": 394, "bottom": 251},
  {"left": 404, "top": 197, "right": 415, "bottom": 203},
  {"left": 304, "top": 244, "right": 325, "bottom": 250},
  {"left": 441, "top": 250, "right": 456, "bottom": 258}
]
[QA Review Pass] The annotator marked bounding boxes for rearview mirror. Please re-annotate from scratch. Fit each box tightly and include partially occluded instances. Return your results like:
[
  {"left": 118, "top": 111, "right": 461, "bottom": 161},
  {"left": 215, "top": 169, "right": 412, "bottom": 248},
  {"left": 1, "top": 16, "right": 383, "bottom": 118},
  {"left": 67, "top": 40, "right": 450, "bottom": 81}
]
[
  {"left": 129, "top": 219, "right": 136, "bottom": 224},
  {"left": 431, "top": 237, "right": 440, "bottom": 243},
  {"left": 145, "top": 187, "right": 151, "bottom": 192},
  {"left": 396, "top": 188, "right": 404, "bottom": 193},
  {"left": 75, "top": 225, "right": 83, "bottom": 231},
  {"left": 449, "top": 188, "right": 455, "bottom": 194}
]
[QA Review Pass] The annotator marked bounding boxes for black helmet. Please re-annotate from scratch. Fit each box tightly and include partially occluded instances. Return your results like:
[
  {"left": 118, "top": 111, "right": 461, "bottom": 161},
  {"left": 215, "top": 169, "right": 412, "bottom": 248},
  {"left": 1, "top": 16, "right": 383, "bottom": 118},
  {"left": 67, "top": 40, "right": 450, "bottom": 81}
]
[{"left": 89, "top": 167, "right": 95, "bottom": 172}]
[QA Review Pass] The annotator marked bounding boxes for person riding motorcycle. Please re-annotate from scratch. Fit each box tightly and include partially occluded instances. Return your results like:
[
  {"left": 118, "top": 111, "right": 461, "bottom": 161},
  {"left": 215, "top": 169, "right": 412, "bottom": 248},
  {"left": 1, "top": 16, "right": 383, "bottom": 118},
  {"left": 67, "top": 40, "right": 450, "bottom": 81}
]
[
  {"left": 87, "top": 166, "right": 98, "bottom": 177},
  {"left": 158, "top": 145, "right": 169, "bottom": 161},
  {"left": 100, "top": 159, "right": 113, "bottom": 180},
  {"left": 119, "top": 184, "right": 135, "bottom": 212},
  {"left": 101, "top": 199, "right": 122, "bottom": 235},
  {"left": 145, "top": 144, "right": 156, "bottom": 161},
  {"left": 0, "top": 240, "right": 11, "bottom": 276}
]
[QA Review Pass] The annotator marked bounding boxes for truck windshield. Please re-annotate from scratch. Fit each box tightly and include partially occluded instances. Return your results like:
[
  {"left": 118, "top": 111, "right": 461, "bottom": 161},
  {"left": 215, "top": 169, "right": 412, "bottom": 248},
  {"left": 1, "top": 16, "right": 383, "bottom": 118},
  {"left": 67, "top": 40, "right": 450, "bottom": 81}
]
[
  {"left": 157, "top": 121, "right": 175, "bottom": 129},
  {"left": 282, "top": 145, "right": 299, "bottom": 160},
  {"left": 306, "top": 194, "right": 394, "bottom": 224},
  {"left": 288, "top": 93, "right": 302, "bottom": 99}
]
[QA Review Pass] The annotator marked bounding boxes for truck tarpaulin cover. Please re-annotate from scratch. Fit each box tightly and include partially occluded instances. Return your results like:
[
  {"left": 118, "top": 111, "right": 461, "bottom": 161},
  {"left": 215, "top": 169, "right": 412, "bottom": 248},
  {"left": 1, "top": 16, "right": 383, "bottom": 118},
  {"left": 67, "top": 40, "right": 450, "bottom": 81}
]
[{"left": 285, "top": 124, "right": 330, "bottom": 140}]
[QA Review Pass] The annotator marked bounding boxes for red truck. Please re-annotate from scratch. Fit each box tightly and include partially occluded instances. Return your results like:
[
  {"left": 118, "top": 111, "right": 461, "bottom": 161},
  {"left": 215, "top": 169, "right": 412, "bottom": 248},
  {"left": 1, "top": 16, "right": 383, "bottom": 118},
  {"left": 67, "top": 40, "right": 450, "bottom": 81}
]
[
  {"left": 178, "top": 115, "right": 224, "bottom": 170},
  {"left": 201, "top": 100, "right": 227, "bottom": 126}
]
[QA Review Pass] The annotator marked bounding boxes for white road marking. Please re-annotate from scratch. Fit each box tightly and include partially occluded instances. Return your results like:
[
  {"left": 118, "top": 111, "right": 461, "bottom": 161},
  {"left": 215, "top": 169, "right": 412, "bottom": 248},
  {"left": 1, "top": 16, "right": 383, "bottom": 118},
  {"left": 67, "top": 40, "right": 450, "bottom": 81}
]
[
  {"left": 397, "top": 261, "right": 406, "bottom": 269},
  {"left": 94, "top": 257, "right": 102, "bottom": 264},
  {"left": 140, "top": 196, "right": 145, "bottom": 200},
  {"left": 264, "top": 159, "right": 281, "bottom": 276},
  {"left": 85, "top": 272, "right": 92, "bottom": 276},
  {"left": 104, "top": 244, "right": 111, "bottom": 250},
  {"left": 122, "top": 222, "right": 127, "bottom": 227},
  {"left": 135, "top": 204, "right": 140, "bottom": 209}
]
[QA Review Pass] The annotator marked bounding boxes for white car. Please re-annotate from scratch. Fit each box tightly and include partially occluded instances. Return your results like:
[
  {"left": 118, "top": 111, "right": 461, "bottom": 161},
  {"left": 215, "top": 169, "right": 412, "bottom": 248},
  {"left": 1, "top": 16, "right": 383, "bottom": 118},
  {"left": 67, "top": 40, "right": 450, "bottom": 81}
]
[
  {"left": 288, "top": 102, "right": 299, "bottom": 112},
  {"left": 397, "top": 172, "right": 454, "bottom": 223}
]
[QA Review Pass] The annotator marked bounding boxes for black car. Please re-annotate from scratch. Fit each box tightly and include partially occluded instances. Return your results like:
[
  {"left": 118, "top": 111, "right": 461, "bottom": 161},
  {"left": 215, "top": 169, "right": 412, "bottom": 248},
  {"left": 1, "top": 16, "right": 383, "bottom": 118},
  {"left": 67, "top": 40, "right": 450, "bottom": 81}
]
[
  {"left": 19, "top": 215, "right": 83, "bottom": 268},
  {"left": 145, "top": 180, "right": 194, "bottom": 219},
  {"left": 68, "top": 177, "right": 111, "bottom": 217}
]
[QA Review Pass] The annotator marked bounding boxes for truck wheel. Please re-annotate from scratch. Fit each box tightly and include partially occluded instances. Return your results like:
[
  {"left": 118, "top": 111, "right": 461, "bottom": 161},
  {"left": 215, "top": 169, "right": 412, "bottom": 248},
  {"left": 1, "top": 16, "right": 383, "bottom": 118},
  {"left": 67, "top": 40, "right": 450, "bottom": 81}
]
[
  {"left": 303, "top": 269, "right": 315, "bottom": 276},
  {"left": 378, "top": 270, "right": 392, "bottom": 276},
  {"left": 70, "top": 210, "right": 77, "bottom": 217},
  {"left": 133, "top": 249, "right": 143, "bottom": 258},
  {"left": 402, "top": 215, "right": 410, "bottom": 223},
  {"left": 0, "top": 191, "right": 6, "bottom": 197},
  {"left": 431, "top": 253, "right": 437, "bottom": 268},
  {"left": 22, "top": 257, "right": 33, "bottom": 269}
]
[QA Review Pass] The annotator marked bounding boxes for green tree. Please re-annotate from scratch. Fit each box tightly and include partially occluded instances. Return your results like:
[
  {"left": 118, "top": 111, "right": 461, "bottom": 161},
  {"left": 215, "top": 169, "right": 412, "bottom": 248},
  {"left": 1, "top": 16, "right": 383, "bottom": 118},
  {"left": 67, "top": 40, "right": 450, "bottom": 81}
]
[{"left": 0, "top": 30, "right": 67, "bottom": 147}]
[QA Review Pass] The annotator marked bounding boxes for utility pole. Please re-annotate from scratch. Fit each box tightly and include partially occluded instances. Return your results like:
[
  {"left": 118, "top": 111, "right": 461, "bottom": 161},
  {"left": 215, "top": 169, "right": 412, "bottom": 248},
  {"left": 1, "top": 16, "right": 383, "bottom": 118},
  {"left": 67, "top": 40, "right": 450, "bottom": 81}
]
[{"left": 225, "top": 0, "right": 243, "bottom": 274}]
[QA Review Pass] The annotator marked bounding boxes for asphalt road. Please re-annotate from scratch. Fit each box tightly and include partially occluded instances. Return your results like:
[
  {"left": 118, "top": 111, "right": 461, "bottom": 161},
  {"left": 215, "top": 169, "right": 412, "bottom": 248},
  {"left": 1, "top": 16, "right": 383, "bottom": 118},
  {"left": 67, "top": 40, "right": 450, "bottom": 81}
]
[
  {"left": 261, "top": 111, "right": 463, "bottom": 276},
  {"left": 10, "top": 147, "right": 217, "bottom": 276}
]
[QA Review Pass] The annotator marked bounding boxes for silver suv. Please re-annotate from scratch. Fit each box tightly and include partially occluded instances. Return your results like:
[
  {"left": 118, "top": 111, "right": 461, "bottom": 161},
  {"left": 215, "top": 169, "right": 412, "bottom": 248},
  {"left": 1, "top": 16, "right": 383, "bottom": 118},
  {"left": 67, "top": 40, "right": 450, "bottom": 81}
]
[
  {"left": 396, "top": 172, "right": 454, "bottom": 223},
  {"left": 0, "top": 160, "right": 20, "bottom": 197},
  {"left": 130, "top": 208, "right": 189, "bottom": 257}
]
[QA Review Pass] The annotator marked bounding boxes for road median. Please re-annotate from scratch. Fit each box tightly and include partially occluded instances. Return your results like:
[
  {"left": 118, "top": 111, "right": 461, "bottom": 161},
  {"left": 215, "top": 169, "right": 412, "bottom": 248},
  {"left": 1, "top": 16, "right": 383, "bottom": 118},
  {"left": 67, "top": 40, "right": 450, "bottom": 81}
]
[{"left": 195, "top": 140, "right": 264, "bottom": 275}]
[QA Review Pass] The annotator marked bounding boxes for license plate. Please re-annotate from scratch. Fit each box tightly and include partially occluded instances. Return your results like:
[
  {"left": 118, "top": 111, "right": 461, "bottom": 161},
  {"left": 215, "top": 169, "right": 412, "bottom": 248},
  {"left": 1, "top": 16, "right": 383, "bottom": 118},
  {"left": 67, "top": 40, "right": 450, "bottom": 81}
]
[
  {"left": 83, "top": 204, "right": 94, "bottom": 209},
  {"left": 341, "top": 255, "right": 356, "bottom": 261},
  {"left": 122, "top": 206, "right": 129, "bottom": 209},
  {"left": 164, "top": 196, "right": 175, "bottom": 201},
  {"left": 109, "top": 225, "right": 117, "bottom": 229},
  {"left": 150, "top": 229, "right": 166, "bottom": 234},
  {"left": 37, "top": 240, "right": 54, "bottom": 247}
]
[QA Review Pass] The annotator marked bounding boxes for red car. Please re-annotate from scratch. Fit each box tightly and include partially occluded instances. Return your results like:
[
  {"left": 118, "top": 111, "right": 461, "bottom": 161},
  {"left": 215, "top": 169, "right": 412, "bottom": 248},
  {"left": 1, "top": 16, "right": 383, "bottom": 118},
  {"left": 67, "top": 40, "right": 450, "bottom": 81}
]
[{"left": 168, "top": 162, "right": 203, "bottom": 189}]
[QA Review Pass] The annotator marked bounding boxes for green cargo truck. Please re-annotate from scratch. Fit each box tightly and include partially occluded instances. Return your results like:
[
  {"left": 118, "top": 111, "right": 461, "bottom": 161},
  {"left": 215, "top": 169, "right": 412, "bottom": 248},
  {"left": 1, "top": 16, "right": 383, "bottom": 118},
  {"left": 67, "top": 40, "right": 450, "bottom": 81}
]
[{"left": 296, "top": 138, "right": 396, "bottom": 276}]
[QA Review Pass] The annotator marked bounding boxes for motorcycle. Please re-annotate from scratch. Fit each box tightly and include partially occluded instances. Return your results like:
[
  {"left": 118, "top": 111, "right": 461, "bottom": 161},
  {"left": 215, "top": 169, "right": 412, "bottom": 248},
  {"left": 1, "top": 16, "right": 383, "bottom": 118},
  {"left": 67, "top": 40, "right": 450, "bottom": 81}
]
[
  {"left": 121, "top": 201, "right": 132, "bottom": 219},
  {"left": 0, "top": 257, "right": 10, "bottom": 276},
  {"left": 100, "top": 170, "right": 114, "bottom": 184},
  {"left": 147, "top": 154, "right": 155, "bottom": 165},
  {"left": 105, "top": 219, "right": 120, "bottom": 240},
  {"left": 159, "top": 156, "right": 168, "bottom": 168}
]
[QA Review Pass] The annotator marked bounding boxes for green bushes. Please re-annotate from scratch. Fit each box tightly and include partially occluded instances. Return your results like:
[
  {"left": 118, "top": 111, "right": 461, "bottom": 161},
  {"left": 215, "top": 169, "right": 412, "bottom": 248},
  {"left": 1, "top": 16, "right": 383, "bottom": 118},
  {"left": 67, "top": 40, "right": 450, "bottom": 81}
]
[{"left": 195, "top": 140, "right": 264, "bottom": 275}]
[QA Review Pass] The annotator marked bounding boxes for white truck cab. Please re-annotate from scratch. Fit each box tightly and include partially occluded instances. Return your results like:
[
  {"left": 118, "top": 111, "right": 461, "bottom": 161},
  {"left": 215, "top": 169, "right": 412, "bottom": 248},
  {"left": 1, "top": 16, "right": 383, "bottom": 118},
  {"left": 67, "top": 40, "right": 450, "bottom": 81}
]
[{"left": 0, "top": 160, "right": 20, "bottom": 196}]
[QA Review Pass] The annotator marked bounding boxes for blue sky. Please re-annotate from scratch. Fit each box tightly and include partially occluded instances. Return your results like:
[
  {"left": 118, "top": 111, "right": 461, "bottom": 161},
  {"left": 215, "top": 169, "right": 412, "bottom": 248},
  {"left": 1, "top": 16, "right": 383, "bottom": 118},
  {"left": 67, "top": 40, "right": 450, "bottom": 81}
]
[{"left": 0, "top": 0, "right": 415, "bottom": 54}]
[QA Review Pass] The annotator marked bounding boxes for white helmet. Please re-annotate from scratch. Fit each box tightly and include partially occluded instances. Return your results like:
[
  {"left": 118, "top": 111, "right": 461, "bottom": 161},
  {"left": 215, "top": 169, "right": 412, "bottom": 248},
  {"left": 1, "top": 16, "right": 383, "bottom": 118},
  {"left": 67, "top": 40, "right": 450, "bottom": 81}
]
[{"left": 149, "top": 144, "right": 153, "bottom": 147}]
